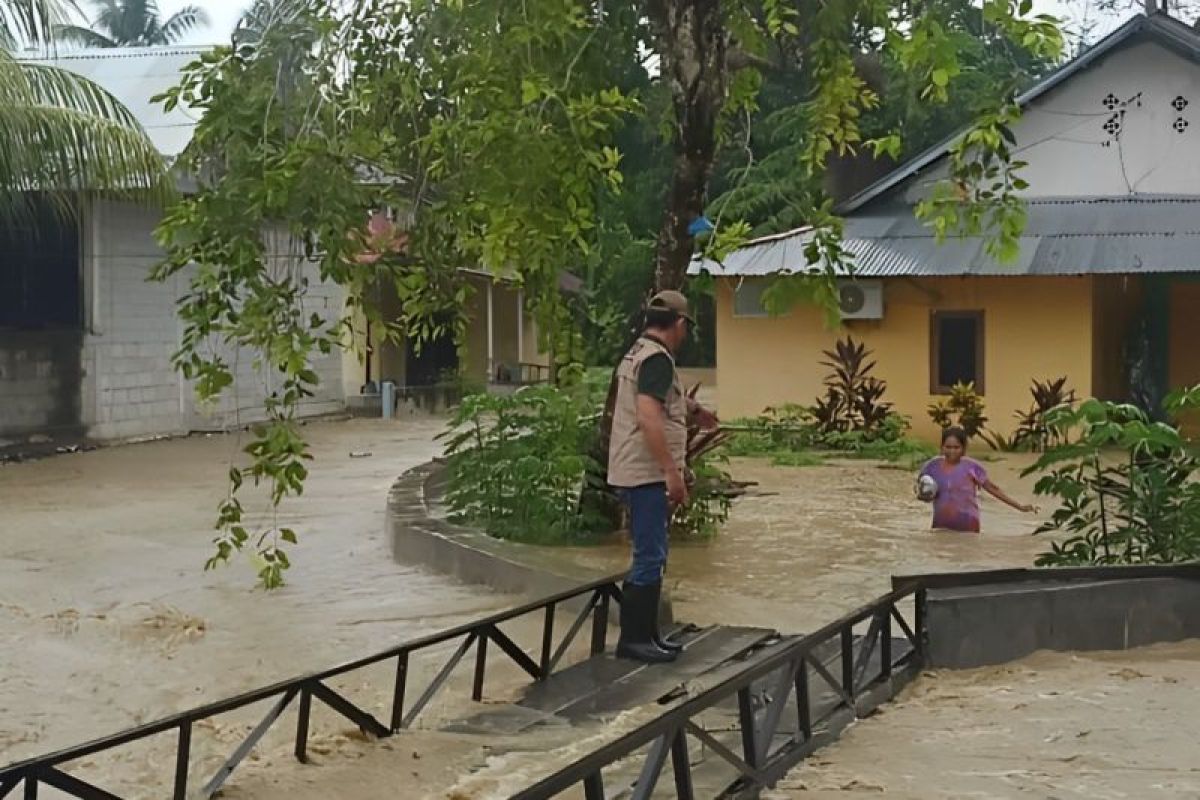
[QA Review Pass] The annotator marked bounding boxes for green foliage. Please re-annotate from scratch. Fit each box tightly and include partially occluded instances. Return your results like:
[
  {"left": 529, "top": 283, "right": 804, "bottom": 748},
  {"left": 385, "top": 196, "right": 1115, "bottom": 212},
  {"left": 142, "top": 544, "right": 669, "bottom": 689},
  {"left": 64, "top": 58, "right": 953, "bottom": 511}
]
[
  {"left": 440, "top": 385, "right": 607, "bottom": 544},
  {"left": 143, "top": 0, "right": 1073, "bottom": 582},
  {"left": 671, "top": 455, "right": 735, "bottom": 538},
  {"left": 55, "top": 0, "right": 210, "bottom": 48},
  {"left": 810, "top": 337, "right": 895, "bottom": 436},
  {"left": 928, "top": 382, "right": 988, "bottom": 440},
  {"left": 1012, "top": 376, "right": 1077, "bottom": 452},
  {"left": 442, "top": 379, "right": 733, "bottom": 543},
  {"left": 153, "top": 0, "right": 633, "bottom": 584},
  {"left": 1025, "top": 391, "right": 1200, "bottom": 567}
]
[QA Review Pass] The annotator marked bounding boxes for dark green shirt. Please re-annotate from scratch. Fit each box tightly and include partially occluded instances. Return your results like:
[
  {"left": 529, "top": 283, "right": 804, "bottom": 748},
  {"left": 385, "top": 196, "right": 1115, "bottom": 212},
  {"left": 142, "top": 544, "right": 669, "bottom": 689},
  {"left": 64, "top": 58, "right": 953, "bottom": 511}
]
[{"left": 637, "top": 352, "right": 674, "bottom": 403}]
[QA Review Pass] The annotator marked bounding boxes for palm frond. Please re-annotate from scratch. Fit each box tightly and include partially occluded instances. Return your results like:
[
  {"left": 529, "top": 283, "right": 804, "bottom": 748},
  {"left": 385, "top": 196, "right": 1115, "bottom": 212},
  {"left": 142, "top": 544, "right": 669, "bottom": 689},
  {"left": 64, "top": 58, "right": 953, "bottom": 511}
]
[
  {"left": 51, "top": 22, "right": 117, "bottom": 48},
  {"left": 0, "top": 0, "right": 81, "bottom": 48},
  {"left": 0, "top": 51, "right": 172, "bottom": 218},
  {"left": 159, "top": 4, "right": 208, "bottom": 44}
]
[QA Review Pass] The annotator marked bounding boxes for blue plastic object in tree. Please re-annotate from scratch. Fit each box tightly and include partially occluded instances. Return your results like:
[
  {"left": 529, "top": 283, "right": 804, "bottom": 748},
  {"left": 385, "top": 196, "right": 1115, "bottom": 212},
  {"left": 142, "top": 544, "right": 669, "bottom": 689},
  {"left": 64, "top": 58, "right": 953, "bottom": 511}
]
[{"left": 688, "top": 215, "right": 715, "bottom": 236}]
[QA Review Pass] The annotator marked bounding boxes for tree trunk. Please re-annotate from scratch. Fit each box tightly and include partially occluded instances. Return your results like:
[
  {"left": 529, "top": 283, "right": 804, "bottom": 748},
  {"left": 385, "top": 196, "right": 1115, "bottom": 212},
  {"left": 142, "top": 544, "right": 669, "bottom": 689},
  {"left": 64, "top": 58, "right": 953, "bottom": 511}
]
[{"left": 646, "top": 0, "right": 730, "bottom": 291}]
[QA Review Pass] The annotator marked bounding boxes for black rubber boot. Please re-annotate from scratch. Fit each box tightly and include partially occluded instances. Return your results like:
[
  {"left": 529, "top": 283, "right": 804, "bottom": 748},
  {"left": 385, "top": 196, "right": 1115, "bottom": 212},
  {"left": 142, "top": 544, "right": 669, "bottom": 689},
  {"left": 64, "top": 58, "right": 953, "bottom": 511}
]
[
  {"left": 647, "top": 581, "right": 683, "bottom": 653},
  {"left": 616, "top": 582, "right": 677, "bottom": 663}
]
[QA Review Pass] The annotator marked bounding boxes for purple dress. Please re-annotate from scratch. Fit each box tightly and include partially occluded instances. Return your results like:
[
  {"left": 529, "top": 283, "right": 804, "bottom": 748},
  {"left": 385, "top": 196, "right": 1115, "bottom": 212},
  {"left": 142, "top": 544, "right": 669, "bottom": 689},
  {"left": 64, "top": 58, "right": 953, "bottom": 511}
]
[{"left": 919, "top": 457, "right": 989, "bottom": 532}]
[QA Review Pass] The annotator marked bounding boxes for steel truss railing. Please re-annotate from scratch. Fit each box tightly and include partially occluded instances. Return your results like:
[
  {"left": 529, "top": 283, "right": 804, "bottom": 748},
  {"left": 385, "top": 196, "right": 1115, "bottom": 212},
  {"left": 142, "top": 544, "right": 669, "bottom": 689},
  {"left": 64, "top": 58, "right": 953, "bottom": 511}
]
[
  {"left": 0, "top": 574, "right": 625, "bottom": 800},
  {"left": 510, "top": 585, "right": 926, "bottom": 800}
]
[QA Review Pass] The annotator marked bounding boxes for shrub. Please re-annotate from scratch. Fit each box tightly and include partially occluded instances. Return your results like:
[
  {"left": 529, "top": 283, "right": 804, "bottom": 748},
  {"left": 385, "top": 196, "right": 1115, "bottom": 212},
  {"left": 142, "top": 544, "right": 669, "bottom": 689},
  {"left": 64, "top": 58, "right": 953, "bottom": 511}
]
[
  {"left": 812, "top": 337, "right": 895, "bottom": 436},
  {"left": 445, "top": 379, "right": 735, "bottom": 543},
  {"left": 671, "top": 455, "right": 735, "bottom": 539},
  {"left": 440, "top": 385, "right": 608, "bottom": 543},
  {"left": 927, "top": 381, "right": 988, "bottom": 439},
  {"left": 1025, "top": 389, "right": 1200, "bottom": 566},
  {"left": 1011, "top": 376, "right": 1076, "bottom": 452}
]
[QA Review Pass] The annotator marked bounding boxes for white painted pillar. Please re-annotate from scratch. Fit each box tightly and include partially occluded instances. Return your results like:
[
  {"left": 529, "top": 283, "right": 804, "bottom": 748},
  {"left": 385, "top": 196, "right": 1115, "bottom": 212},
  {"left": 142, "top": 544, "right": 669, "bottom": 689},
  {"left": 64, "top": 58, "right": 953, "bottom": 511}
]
[
  {"left": 486, "top": 278, "right": 495, "bottom": 382},
  {"left": 516, "top": 288, "right": 525, "bottom": 380}
]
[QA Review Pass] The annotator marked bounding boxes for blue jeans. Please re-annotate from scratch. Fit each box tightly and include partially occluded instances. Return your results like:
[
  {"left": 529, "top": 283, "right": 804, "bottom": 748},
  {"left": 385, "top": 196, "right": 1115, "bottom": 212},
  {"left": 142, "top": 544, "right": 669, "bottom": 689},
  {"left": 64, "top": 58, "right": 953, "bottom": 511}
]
[{"left": 621, "top": 482, "right": 669, "bottom": 586}]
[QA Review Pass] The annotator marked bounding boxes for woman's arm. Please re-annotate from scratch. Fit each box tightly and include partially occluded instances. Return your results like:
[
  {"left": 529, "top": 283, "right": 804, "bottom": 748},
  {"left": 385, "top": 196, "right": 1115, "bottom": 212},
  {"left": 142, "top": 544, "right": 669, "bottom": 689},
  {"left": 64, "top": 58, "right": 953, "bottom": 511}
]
[{"left": 982, "top": 480, "right": 1036, "bottom": 513}]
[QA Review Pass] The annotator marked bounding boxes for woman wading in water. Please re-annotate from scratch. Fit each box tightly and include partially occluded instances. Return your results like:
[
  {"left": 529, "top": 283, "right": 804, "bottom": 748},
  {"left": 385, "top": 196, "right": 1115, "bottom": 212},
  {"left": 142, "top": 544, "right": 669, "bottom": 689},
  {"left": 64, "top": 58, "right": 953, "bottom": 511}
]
[{"left": 917, "top": 427, "right": 1036, "bottom": 533}]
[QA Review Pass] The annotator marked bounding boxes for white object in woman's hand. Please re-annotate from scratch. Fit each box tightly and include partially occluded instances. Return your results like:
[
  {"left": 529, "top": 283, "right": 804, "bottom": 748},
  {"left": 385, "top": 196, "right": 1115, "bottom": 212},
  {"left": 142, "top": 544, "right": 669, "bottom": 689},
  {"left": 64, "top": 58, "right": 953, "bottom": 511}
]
[{"left": 916, "top": 475, "right": 938, "bottom": 502}]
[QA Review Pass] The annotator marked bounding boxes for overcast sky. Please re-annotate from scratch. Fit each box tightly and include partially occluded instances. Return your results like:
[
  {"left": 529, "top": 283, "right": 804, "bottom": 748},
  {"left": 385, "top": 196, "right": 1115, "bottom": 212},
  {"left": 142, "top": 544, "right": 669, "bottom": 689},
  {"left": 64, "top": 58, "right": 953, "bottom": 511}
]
[{"left": 153, "top": 0, "right": 1160, "bottom": 48}]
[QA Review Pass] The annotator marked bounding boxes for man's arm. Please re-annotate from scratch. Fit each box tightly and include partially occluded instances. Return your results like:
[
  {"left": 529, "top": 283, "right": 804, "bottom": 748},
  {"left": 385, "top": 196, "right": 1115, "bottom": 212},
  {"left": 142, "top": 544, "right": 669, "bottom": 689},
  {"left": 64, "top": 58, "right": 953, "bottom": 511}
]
[{"left": 637, "top": 394, "right": 688, "bottom": 506}]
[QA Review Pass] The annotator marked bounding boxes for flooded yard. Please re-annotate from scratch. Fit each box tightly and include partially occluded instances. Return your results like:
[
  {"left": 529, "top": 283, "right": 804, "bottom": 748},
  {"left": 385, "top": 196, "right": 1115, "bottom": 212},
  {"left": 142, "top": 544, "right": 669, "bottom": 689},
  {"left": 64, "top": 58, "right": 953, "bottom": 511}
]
[
  {"left": 553, "top": 454, "right": 1050, "bottom": 631},
  {"left": 0, "top": 418, "right": 518, "bottom": 794},
  {"left": 767, "top": 639, "right": 1200, "bottom": 799}
]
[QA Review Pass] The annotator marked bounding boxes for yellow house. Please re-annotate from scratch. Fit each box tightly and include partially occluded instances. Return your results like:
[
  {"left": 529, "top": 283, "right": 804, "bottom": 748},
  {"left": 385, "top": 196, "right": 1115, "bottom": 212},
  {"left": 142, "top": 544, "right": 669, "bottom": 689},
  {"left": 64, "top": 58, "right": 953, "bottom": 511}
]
[{"left": 694, "top": 12, "right": 1200, "bottom": 441}]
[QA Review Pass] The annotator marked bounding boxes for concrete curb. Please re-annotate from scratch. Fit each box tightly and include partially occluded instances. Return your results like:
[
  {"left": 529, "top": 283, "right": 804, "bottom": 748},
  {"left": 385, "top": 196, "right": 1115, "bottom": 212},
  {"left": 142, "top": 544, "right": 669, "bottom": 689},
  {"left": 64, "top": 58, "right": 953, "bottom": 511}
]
[{"left": 387, "top": 461, "right": 673, "bottom": 624}]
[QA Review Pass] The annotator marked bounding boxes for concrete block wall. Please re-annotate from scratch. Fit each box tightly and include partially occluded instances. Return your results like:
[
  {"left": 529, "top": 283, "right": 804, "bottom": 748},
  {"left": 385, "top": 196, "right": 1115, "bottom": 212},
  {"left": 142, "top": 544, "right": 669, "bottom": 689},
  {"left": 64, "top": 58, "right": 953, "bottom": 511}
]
[
  {"left": 0, "top": 331, "right": 85, "bottom": 441},
  {"left": 80, "top": 200, "right": 345, "bottom": 442},
  {"left": 183, "top": 229, "right": 345, "bottom": 431},
  {"left": 83, "top": 199, "right": 185, "bottom": 440}
]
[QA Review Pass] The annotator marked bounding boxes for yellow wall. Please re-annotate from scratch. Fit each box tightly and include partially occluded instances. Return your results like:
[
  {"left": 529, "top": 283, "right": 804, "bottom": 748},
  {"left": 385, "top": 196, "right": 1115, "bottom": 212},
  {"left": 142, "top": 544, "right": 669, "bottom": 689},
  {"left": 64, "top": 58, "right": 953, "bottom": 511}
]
[{"left": 715, "top": 276, "right": 1096, "bottom": 441}]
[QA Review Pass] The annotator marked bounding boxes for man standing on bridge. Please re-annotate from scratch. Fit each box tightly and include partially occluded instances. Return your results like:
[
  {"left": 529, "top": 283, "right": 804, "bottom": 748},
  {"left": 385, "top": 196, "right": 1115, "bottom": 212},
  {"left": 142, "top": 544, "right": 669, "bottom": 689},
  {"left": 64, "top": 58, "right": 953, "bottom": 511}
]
[{"left": 608, "top": 290, "right": 718, "bottom": 663}]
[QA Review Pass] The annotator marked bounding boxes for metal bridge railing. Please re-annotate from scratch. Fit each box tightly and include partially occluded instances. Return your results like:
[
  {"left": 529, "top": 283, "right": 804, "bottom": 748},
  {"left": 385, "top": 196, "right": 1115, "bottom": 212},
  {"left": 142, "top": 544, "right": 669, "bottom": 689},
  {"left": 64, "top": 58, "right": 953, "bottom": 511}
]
[
  {"left": 0, "top": 573, "right": 626, "bottom": 800},
  {"left": 509, "top": 583, "right": 927, "bottom": 800}
]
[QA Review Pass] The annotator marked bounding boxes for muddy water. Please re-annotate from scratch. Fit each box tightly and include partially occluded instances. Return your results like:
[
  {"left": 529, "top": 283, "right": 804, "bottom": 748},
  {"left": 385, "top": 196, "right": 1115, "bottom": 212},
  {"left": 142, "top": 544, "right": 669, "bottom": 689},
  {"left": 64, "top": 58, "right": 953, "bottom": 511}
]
[
  {"left": 767, "top": 640, "right": 1200, "bottom": 798},
  {"left": 0, "top": 419, "right": 516, "bottom": 794},
  {"left": 554, "top": 455, "right": 1050, "bottom": 631}
]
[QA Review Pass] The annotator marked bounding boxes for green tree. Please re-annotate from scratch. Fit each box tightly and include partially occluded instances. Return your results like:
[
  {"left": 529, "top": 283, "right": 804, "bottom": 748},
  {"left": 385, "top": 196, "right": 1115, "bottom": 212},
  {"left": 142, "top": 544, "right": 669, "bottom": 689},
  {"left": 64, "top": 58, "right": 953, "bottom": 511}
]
[
  {"left": 56, "top": 0, "right": 209, "bottom": 48},
  {"left": 1, "top": 0, "right": 170, "bottom": 216},
  {"left": 153, "top": 0, "right": 1065, "bottom": 585}
]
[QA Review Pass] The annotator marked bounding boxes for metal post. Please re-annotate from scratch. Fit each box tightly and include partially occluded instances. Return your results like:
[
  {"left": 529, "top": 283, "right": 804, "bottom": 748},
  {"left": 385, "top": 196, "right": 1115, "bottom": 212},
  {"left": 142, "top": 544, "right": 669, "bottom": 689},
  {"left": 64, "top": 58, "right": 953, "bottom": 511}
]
[
  {"left": 173, "top": 722, "right": 192, "bottom": 800},
  {"left": 295, "top": 688, "right": 312, "bottom": 763},
  {"left": 583, "top": 773, "right": 605, "bottom": 800},
  {"left": 915, "top": 588, "right": 928, "bottom": 660},
  {"left": 841, "top": 627, "right": 855, "bottom": 698},
  {"left": 795, "top": 660, "right": 811, "bottom": 742},
  {"left": 473, "top": 633, "right": 489, "bottom": 701},
  {"left": 391, "top": 652, "right": 409, "bottom": 732},
  {"left": 880, "top": 609, "right": 893, "bottom": 680},
  {"left": 737, "top": 687, "right": 759, "bottom": 767},
  {"left": 590, "top": 588, "right": 610, "bottom": 655},
  {"left": 540, "top": 603, "right": 556, "bottom": 679},
  {"left": 23, "top": 776, "right": 35, "bottom": 800},
  {"left": 670, "top": 728, "right": 695, "bottom": 800}
]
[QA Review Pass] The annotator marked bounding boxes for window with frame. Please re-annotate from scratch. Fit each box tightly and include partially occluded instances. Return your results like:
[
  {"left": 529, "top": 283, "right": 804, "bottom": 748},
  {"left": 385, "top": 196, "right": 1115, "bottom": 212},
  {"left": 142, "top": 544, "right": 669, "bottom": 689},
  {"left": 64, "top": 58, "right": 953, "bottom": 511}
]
[
  {"left": 732, "top": 278, "right": 771, "bottom": 318},
  {"left": 0, "top": 199, "right": 82, "bottom": 330},
  {"left": 930, "top": 311, "right": 984, "bottom": 394}
]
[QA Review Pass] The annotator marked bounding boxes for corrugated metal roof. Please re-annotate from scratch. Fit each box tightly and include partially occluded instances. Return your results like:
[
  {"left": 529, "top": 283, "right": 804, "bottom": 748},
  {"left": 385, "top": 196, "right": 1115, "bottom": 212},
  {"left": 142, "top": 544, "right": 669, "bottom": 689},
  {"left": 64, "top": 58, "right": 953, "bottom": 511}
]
[
  {"left": 19, "top": 46, "right": 208, "bottom": 157},
  {"left": 690, "top": 197, "right": 1200, "bottom": 277},
  {"left": 836, "top": 13, "right": 1200, "bottom": 215}
]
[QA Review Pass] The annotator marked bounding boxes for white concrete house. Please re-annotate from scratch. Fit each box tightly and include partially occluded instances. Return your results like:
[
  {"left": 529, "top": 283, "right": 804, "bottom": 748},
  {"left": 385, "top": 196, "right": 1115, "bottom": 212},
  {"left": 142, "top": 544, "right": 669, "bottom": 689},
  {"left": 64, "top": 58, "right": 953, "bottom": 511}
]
[{"left": 0, "top": 47, "right": 345, "bottom": 445}]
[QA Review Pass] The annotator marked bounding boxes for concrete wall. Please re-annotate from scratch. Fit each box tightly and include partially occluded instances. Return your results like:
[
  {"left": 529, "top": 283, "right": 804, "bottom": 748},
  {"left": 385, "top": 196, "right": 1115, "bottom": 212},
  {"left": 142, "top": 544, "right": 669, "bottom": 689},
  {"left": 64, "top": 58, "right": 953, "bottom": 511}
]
[
  {"left": 714, "top": 275, "right": 1096, "bottom": 441},
  {"left": 926, "top": 577, "right": 1200, "bottom": 669},
  {"left": 902, "top": 40, "right": 1200, "bottom": 203},
  {"left": 0, "top": 331, "right": 84, "bottom": 441},
  {"left": 0, "top": 199, "right": 347, "bottom": 443}
]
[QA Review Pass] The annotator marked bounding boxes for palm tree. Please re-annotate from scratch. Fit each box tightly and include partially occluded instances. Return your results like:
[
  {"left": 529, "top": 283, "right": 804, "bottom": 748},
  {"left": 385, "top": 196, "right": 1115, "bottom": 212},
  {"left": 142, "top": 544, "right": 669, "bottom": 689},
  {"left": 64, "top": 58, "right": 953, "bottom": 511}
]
[
  {"left": 1, "top": 0, "right": 170, "bottom": 216},
  {"left": 55, "top": 0, "right": 209, "bottom": 48}
]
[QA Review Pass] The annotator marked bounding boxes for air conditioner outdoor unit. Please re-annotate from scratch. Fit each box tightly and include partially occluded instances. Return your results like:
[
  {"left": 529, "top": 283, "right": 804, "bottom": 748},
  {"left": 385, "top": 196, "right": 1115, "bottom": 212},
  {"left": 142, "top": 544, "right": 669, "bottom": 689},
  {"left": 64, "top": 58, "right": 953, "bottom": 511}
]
[{"left": 837, "top": 280, "right": 884, "bottom": 320}]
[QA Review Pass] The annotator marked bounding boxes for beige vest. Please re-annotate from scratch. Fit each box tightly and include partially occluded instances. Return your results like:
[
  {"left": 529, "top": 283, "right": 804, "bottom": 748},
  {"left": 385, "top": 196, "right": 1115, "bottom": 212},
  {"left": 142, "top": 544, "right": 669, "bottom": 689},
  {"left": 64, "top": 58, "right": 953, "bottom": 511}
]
[{"left": 607, "top": 336, "right": 688, "bottom": 488}]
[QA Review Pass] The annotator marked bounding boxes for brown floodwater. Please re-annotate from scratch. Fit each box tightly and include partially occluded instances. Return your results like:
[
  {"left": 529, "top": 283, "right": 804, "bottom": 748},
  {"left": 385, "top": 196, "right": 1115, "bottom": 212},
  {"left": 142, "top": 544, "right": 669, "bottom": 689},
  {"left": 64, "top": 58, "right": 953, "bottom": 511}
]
[
  {"left": 766, "top": 639, "right": 1200, "bottom": 799},
  {"left": 1, "top": 427, "right": 1169, "bottom": 800},
  {"left": 548, "top": 454, "right": 1051, "bottom": 631},
  {"left": 0, "top": 418, "right": 518, "bottom": 796}
]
